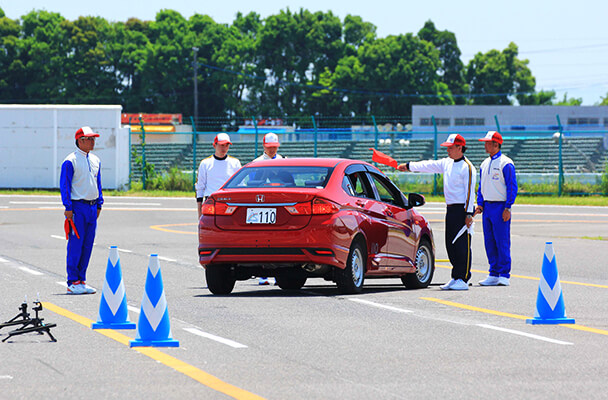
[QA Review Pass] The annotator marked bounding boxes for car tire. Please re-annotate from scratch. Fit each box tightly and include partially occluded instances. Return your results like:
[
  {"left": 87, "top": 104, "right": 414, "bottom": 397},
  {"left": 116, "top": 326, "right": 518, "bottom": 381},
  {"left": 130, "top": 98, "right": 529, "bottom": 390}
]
[
  {"left": 205, "top": 265, "right": 236, "bottom": 295},
  {"left": 402, "top": 239, "right": 434, "bottom": 289},
  {"left": 275, "top": 275, "right": 307, "bottom": 291},
  {"left": 336, "top": 240, "right": 366, "bottom": 294}
]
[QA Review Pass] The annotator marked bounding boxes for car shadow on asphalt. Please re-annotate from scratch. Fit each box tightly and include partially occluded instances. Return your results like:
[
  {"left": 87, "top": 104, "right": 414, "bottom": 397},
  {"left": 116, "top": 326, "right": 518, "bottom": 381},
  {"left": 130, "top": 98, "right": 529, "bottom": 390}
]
[{"left": 193, "top": 283, "right": 444, "bottom": 298}]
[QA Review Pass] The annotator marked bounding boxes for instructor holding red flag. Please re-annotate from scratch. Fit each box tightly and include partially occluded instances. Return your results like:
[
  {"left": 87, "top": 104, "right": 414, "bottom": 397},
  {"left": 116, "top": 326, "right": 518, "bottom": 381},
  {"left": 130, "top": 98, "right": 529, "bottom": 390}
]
[
  {"left": 397, "top": 134, "right": 476, "bottom": 290},
  {"left": 60, "top": 126, "right": 104, "bottom": 295}
]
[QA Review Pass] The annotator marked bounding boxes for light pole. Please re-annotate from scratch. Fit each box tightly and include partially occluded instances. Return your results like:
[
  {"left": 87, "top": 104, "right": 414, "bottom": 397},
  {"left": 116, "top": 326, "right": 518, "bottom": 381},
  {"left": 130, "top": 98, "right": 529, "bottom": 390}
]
[{"left": 192, "top": 47, "right": 199, "bottom": 126}]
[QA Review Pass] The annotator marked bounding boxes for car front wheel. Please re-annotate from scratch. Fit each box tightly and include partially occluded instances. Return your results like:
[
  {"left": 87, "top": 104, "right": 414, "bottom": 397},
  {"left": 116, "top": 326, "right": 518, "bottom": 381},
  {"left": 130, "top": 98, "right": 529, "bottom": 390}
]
[
  {"left": 336, "top": 240, "right": 366, "bottom": 294},
  {"left": 402, "top": 239, "right": 434, "bottom": 289},
  {"left": 205, "top": 265, "right": 236, "bottom": 295}
]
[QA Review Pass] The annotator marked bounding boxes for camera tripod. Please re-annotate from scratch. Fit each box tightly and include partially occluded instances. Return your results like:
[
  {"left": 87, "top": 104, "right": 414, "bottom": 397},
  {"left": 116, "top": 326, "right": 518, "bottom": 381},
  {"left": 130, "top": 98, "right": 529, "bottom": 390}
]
[{"left": 1, "top": 300, "right": 57, "bottom": 342}]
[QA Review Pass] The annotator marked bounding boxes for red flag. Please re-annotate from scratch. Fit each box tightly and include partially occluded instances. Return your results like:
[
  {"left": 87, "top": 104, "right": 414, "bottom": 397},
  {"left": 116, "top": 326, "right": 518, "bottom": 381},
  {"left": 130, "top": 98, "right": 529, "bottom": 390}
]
[
  {"left": 64, "top": 219, "right": 80, "bottom": 240},
  {"left": 370, "top": 148, "right": 398, "bottom": 169}
]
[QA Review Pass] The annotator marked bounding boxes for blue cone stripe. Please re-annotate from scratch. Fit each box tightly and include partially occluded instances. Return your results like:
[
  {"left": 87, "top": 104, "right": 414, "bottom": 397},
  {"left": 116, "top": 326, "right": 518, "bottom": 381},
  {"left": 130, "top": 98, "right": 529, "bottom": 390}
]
[
  {"left": 106, "top": 258, "right": 122, "bottom": 293},
  {"left": 145, "top": 270, "right": 164, "bottom": 307},
  {"left": 92, "top": 247, "right": 135, "bottom": 330},
  {"left": 526, "top": 242, "right": 575, "bottom": 325},
  {"left": 129, "top": 254, "right": 179, "bottom": 347}
]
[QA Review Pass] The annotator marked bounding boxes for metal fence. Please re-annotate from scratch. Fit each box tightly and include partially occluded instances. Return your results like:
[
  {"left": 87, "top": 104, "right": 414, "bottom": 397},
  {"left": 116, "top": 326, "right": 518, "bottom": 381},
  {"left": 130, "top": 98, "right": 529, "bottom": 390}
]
[{"left": 131, "top": 115, "right": 608, "bottom": 196}]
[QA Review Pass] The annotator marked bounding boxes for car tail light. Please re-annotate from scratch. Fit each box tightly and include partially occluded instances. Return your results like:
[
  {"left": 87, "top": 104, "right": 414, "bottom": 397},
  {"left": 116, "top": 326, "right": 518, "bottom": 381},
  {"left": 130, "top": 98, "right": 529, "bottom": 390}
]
[
  {"left": 285, "top": 202, "right": 312, "bottom": 215},
  {"left": 312, "top": 198, "right": 340, "bottom": 215},
  {"left": 202, "top": 198, "right": 236, "bottom": 216}
]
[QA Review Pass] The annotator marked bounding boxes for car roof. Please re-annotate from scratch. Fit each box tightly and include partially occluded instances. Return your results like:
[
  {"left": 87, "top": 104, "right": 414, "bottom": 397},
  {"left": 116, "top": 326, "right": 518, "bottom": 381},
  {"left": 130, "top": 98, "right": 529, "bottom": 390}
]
[{"left": 244, "top": 157, "right": 372, "bottom": 169}]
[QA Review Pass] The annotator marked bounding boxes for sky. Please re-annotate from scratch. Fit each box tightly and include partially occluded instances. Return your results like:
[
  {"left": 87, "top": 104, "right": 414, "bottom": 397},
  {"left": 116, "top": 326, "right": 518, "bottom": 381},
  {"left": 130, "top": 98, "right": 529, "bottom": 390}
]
[{"left": 3, "top": 0, "right": 608, "bottom": 105}]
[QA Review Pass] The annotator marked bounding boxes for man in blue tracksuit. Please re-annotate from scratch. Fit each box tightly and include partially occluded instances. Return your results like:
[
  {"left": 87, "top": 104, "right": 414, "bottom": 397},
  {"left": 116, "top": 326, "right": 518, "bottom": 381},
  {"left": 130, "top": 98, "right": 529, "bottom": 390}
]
[
  {"left": 60, "top": 126, "right": 104, "bottom": 295},
  {"left": 475, "top": 131, "right": 518, "bottom": 286}
]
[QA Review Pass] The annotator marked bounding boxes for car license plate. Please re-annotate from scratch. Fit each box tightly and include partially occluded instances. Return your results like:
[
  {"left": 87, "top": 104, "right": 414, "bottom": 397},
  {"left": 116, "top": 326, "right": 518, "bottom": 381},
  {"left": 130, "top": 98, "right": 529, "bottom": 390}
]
[{"left": 246, "top": 208, "right": 276, "bottom": 224}]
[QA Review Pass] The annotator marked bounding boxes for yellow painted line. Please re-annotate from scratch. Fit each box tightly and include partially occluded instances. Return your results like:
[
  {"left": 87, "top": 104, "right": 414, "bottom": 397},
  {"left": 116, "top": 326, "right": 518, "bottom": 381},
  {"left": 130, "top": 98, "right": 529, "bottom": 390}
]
[
  {"left": 434, "top": 263, "right": 608, "bottom": 289},
  {"left": 42, "top": 302, "right": 266, "bottom": 400},
  {"left": 150, "top": 223, "right": 197, "bottom": 235},
  {"left": 420, "top": 297, "right": 608, "bottom": 336}
]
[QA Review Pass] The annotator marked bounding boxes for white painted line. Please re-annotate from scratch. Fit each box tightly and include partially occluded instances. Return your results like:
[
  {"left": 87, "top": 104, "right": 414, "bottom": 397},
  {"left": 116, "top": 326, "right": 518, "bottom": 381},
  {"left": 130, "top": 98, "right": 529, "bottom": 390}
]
[
  {"left": 158, "top": 256, "right": 177, "bottom": 262},
  {"left": 348, "top": 298, "right": 413, "bottom": 314},
  {"left": 51, "top": 235, "right": 65, "bottom": 240},
  {"left": 477, "top": 324, "right": 573, "bottom": 345},
  {"left": 117, "top": 248, "right": 132, "bottom": 253},
  {"left": 0, "top": 257, "right": 9, "bottom": 263},
  {"left": 0, "top": 206, "right": 8, "bottom": 209},
  {"left": 19, "top": 266, "right": 44, "bottom": 276},
  {"left": 0, "top": 375, "right": 13, "bottom": 380},
  {"left": 104, "top": 202, "right": 162, "bottom": 206},
  {"left": 183, "top": 327, "right": 248, "bottom": 349},
  {"left": 57, "top": 281, "right": 67, "bottom": 287},
  {"left": 127, "top": 305, "right": 140, "bottom": 313},
  {"left": 10, "top": 201, "right": 62, "bottom": 205}
]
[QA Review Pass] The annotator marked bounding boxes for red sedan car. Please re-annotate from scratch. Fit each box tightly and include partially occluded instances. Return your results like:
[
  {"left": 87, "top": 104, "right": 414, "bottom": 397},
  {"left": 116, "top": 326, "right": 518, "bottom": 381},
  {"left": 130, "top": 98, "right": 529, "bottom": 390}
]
[{"left": 199, "top": 158, "right": 434, "bottom": 294}]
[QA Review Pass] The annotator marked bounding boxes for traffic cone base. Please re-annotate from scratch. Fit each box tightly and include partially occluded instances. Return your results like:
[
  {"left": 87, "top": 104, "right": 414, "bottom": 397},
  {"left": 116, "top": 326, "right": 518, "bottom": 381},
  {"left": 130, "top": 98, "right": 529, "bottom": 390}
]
[
  {"left": 129, "top": 254, "right": 179, "bottom": 348},
  {"left": 527, "top": 242, "right": 575, "bottom": 325},
  {"left": 92, "top": 246, "right": 136, "bottom": 330}
]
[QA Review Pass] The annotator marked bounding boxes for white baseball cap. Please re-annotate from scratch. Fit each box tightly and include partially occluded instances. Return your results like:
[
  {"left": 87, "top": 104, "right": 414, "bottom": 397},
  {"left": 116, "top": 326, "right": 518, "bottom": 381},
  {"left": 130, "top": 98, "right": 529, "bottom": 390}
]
[
  {"left": 214, "top": 132, "right": 232, "bottom": 145},
  {"left": 263, "top": 132, "right": 280, "bottom": 147}
]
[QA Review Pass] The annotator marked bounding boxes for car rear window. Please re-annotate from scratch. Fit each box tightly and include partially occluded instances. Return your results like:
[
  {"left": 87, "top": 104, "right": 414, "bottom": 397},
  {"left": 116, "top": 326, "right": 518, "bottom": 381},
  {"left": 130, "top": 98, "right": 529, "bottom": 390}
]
[{"left": 225, "top": 166, "right": 332, "bottom": 189}]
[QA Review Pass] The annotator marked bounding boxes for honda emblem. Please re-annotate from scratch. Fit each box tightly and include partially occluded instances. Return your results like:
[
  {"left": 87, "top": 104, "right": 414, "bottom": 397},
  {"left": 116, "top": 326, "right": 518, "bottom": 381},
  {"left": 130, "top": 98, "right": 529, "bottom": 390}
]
[{"left": 256, "top": 195, "right": 265, "bottom": 203}]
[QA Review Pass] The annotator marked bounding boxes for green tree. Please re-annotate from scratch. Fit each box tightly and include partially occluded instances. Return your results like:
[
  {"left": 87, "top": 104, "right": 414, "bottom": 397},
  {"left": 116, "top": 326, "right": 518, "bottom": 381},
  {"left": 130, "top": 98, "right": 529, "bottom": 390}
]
[
  {"left": 600, "top": 93, "right": 608, "bottom": 106},
  {"left": 466, "top": 42, "right": 535, "bottom": 105},
  {"left": 0, "top": 12, "right": 22, "bottom": 102},
  {"left": 417, "top": 21, "right": 466, "bottom": 104},
  {"left": 554, "top": 93, "right": 582, "bottom": 106},
  {"left": 253, "top": 8, "right": 345, "bottom": 116},
  {"left": 327, "top": 33, "right": 452, "bottom": 116},
  {"left": 518, "top": 89, "right": 556, "bottom": 105}
]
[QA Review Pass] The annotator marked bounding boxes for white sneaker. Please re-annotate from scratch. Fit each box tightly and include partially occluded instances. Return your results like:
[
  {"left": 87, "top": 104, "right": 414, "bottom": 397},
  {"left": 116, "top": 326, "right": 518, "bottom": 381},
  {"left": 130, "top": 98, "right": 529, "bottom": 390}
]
[
  {"left": 479, "top": 276, "right": 500, "bottom": 286},
  {"left": 497, "top": 277, "right": 510, "bottom": 286},
  {"left": 67, "top": 283, "right": 86, "bottom": 295},
  {"left": 259, "top": 278, "right": 270, "bottom": 285},
  {"left": 79, "top": 282, "right": 97, "bottom": 294},
  {"left": 440, "top": 279, "right": 456, "bottom": 290},
  {"left": 449, "top": 279, "right": 469, "bottom": 290}
]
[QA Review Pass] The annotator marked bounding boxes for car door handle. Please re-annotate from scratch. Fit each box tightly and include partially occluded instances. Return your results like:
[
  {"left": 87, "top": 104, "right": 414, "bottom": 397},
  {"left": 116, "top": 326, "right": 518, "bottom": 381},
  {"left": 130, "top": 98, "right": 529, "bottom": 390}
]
[
  {"left": 385, "top": 209, "right": 394, "bottom": 217},
  {"left": 355, "top": 200, "right": 366, "bottom": 207}
]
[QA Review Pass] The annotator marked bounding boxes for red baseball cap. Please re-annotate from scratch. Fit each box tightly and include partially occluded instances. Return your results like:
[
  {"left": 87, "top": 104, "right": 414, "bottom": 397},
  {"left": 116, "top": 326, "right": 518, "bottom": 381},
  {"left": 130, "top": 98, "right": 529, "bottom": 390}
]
[
  {"left": 479, "top": 130, "right": 503, "bottom": 144},
  {"left": 263, "top": 132, "right": 280, "bottom": 147},
  {"left": 214, "top": 132, "right": 232, "bottom": 145},
  {"left": 440, "top": 134, "right": 466, "bottom": 147},
  {"left": 75, "top": 126, "right": 100, "bottom": 140}
]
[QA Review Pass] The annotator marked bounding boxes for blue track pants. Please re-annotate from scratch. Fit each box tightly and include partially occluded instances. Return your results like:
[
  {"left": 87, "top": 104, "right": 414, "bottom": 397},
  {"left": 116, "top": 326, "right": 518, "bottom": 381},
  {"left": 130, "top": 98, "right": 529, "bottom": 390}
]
[
  {"left": 482, "top": 202, "right": 511, "bottom": 278},
  {"left": 66, "top": 201, "right": 98, "bottom": 285}
]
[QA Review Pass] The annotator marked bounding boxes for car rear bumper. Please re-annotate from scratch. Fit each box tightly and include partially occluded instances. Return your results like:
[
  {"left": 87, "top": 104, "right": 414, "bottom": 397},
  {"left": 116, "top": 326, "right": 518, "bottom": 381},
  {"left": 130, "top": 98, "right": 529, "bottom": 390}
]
[{"left": 198, "top": 228, "right": 350, "bottom": 269}]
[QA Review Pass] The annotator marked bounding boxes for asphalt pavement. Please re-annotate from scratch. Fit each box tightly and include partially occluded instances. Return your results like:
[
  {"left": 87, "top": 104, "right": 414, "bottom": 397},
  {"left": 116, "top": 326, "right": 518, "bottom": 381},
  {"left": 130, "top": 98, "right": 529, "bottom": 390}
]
[{"left": 1, "top": 194, "right": 607, "bottom": 399}]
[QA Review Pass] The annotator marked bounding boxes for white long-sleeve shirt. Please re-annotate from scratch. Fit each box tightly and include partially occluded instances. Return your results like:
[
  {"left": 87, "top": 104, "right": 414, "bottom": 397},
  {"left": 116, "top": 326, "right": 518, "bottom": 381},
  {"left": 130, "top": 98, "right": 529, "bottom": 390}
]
[
  {"left": 409, "top": 157, "right": 476, "bottom": 214},
  {"left": 195, "top": 155, "right": 241, "bottom": 198},
  {"left": 253, "top": 152, "right": 283, "bottom": 162}
]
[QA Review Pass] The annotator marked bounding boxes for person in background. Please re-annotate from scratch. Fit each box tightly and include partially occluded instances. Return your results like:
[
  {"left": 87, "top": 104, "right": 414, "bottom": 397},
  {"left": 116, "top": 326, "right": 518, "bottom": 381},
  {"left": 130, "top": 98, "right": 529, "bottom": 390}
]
[
  {"left": 195, "top": 133, "right": 241, "bottom": 220},
  {"left": 253, "top": 132, "right": 282, "bottom": 285},
  {"left": 397, "top": 133, "right": 476, "bottom": 291},
  {"left": 253, "top": 132, "right": 282, "bottom": 162},
  {"left": 475, "top": 131, "right": 518, "bottom": 286},
  {"left": 60, "top": 126, "right": 104, "bottom": 295}
]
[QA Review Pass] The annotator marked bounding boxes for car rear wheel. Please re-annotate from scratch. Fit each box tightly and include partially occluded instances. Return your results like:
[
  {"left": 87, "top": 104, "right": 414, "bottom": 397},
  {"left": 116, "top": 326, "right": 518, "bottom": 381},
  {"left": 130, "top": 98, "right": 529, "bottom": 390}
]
[
  {"left": 275, "top": 275, "right": 307, "bottom": 291},
  {"left": 402, "top": 239, "right": 434, "bottom": 289},
  {"left": 205, "top": 265, "right": 236, "bottom": 295},
  {"left": 336, "top": 240, "right": 366, "bottom": 294}
]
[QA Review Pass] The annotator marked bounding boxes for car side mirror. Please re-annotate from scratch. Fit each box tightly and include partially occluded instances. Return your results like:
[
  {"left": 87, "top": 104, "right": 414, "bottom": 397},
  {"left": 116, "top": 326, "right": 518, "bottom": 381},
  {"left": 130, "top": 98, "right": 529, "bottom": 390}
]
[{"left": 407, "top": 193, "right": 425, "bottom": 208}]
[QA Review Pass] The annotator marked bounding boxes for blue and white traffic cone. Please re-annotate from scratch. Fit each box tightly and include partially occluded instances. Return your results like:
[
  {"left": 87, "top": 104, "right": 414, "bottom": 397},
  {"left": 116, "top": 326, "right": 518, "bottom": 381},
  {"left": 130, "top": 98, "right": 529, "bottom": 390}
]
[
  {"left": 92, "top": 246, "right": 136, "bottom": 329},
  {"left": 130, "top": 254, "right": 179, "bottom": 347},
  {"left": 526, "top": 242, "right": 575, "bottom": 325}
]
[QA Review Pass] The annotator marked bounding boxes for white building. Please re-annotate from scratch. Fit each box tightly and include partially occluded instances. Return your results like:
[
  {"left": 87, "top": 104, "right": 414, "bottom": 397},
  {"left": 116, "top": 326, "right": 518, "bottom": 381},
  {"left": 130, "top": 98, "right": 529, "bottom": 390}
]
[{"left": 0, "top": 105, "right": 130, "bottom": 189}]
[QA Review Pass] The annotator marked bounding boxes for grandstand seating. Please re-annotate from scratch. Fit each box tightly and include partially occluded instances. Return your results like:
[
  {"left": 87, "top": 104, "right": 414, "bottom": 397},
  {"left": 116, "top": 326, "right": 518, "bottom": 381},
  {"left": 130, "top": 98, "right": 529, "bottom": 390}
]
[{"left": 130, "top": 136, "right": 607, "bottom": 179}]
